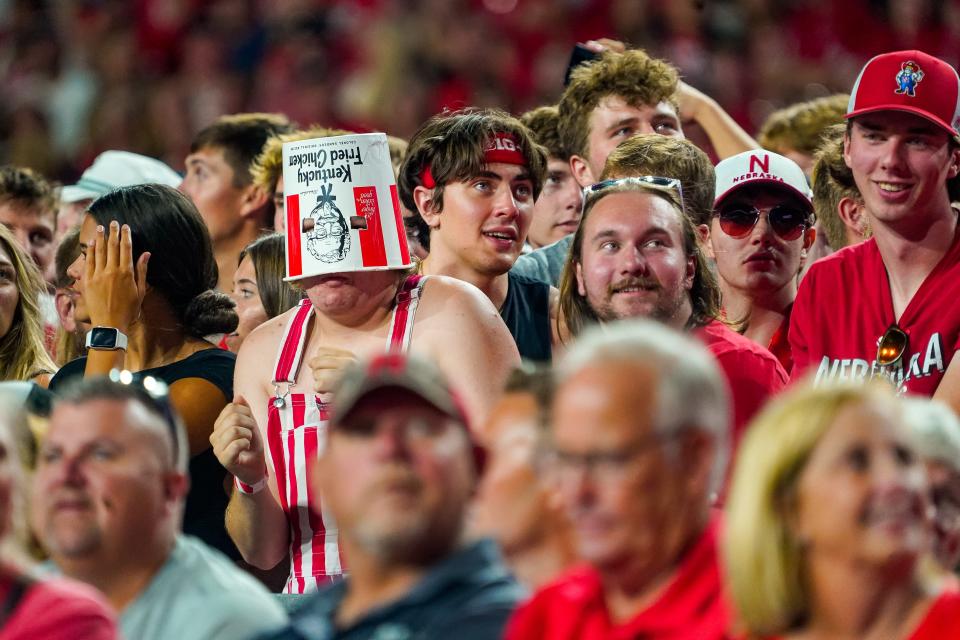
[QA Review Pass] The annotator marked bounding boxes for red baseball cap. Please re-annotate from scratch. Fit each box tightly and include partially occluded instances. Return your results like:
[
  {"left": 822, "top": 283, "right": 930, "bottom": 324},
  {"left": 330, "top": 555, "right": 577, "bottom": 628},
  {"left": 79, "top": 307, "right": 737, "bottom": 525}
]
[{"left": 846, "top": 50, "right": 960, "bottom": 137}]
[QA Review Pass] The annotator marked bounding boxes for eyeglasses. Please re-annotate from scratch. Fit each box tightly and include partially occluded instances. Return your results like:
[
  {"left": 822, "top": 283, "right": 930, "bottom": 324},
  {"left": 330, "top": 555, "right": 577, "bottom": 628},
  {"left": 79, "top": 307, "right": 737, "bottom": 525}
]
[
  {"left": 876, "top": 324, "right": 909, "bottom": 368},
  {"left": 543, "top": 430, "right": 679, "bottom": 484},
  {"left": 715, "top": 203, "right": 811, "bottom": 241},
  {"left": 107, "top": 369, "right": 182, "bottom": 465},
  {"left": 582, "top": 176, "right": 684, "bottom": 214}
]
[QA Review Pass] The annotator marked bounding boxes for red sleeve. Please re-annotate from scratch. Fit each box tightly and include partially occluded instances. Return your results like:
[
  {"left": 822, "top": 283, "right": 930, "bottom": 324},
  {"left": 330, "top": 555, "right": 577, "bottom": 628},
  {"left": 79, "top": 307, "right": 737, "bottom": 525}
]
[
  {"left": 3, "top": 578, "right": 119, "bottom": 640},
  {"left": 504, "top": 596, "right": 548, "bottom": 640},
  {"left": 789, "top": 268, "right": 816, "bottom": 380},
  {"left": 714, "top": 349, "right": 787, "bottom": 446}
]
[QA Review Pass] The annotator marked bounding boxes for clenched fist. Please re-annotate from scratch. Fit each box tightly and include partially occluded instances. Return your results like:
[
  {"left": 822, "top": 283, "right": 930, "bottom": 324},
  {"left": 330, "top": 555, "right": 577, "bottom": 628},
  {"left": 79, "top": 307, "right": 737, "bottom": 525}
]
[{"left": 210, "top": 395, "right": 266, "bottom": 487}]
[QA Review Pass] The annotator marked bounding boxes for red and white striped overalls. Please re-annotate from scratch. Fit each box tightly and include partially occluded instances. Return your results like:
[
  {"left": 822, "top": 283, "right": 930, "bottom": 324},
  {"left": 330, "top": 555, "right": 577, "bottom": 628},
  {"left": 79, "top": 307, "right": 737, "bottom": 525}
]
[{"left": 265, "top": 274, "right": 427, "bottom": 594}]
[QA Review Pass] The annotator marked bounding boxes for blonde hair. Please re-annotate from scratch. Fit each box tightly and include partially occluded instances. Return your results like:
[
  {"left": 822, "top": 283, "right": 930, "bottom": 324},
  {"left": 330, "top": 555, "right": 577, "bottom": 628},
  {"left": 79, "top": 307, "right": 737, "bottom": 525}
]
[
  {"left": 251, "top": 125, "right": 354, "bottom": 194},
  {"left": 724, "top": 381, "right": 897, "bottom": 636},
  {"left": 758, "top": 94, "right": 849, "bottom": 157},
  {"left": 0, "top": 225, "right": 55, "bottom": 382}
]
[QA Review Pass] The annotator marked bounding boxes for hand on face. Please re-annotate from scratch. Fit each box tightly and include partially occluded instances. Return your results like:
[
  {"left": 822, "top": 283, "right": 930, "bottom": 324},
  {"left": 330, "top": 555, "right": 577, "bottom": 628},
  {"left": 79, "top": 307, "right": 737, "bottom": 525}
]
[{"left": 83, "top": 220, "right": 150, "bottom": 330}]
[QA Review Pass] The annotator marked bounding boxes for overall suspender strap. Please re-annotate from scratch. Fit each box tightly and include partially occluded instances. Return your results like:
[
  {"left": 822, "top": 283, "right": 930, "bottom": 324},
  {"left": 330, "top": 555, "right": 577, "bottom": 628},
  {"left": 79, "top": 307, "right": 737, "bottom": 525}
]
[
  {"left": 272, "top": 299, "right": 314, "bottom": 385},
  {"left": 387, "top": 275, "right": 427, "bottom": 352}
]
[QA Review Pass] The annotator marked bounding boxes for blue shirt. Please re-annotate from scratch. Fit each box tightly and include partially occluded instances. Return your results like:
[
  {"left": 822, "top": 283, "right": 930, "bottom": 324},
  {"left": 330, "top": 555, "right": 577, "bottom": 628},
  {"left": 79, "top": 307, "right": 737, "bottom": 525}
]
[{"left": 261, "top": 540, "right": 524, "bottom": 640}]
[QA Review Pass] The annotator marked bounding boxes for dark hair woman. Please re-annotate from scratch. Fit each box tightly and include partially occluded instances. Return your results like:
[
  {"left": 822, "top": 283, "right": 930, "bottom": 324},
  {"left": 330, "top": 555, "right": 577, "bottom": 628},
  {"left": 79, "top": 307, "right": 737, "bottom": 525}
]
[{"left": 49, "top": 184, "right": 240, "bottom": 559}]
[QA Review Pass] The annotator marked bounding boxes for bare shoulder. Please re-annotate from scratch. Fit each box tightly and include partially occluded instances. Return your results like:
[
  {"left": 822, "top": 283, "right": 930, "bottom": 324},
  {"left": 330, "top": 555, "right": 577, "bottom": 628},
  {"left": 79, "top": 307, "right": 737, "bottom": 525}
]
[
  {"left": 238, "top": 305, "right": 300, "bottom": 362},
  {"left": 416, "top": 275, "right": 502, "bottom": 322}
]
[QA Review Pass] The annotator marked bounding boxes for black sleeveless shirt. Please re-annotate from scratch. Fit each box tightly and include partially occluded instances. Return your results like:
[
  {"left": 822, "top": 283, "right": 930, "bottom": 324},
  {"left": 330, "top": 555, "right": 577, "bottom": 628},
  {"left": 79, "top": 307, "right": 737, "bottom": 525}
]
[
  {"left": 50, "top": 348, "right": 239, "bottom": 560},
  {"left": 500, "top": 272, "right": 552, "bottom": 362}
]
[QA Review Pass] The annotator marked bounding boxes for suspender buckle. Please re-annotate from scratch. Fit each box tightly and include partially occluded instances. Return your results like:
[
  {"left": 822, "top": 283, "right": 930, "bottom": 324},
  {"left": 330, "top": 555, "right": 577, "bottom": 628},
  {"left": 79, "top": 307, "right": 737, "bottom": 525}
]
[{"left": 273, "top": 382, "right": 292, "bottom": 408}]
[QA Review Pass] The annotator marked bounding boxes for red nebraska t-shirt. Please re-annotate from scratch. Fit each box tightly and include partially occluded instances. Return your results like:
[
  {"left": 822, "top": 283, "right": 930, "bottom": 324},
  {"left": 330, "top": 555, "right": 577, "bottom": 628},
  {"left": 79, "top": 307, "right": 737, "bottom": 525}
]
[
  {"left": 504, "top": 520, "right": 730, "bottom": 640},
  {"left": 692, "top": 321, "right": 789, "bottom": 445},
  {"left": 790, "top": 232, "right": 960, "bottom": 395}
]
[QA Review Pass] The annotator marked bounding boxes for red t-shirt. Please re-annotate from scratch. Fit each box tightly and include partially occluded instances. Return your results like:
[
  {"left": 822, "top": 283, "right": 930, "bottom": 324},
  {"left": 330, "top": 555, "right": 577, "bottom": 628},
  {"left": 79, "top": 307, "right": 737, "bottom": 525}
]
[
  {"left": 767, "top": 305, "right": 793, "bottom": 375},
  {"left": 762, "top": 590, "right": 960, "bottom": 639},
  {"left": 909, "top": 590, "right": 960, "bottom": 639},
  {"left": 790, "top": 233, "right": 960, "bottom": 395},
  {"left": 504, "top": 520, "right": 730, "bottom": 640},
  {"left": 0, "top": 576, "right": 118, "bottom": 640},
  {"left": 692, "top": 321, "right": 789, "bottom": 445}
]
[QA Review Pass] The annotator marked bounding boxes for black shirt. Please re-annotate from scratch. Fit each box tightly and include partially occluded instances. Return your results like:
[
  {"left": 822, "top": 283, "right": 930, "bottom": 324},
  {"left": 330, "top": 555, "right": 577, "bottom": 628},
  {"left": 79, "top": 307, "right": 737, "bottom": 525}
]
[
  {"left": 500, "top": 271, "right": 552, "bottom": 362},
  {"left": 49, "top": 348, "right": 239, "bottom": 559},
  {"left": 260, "top": 539, "right": 524, "bottom": 640}
]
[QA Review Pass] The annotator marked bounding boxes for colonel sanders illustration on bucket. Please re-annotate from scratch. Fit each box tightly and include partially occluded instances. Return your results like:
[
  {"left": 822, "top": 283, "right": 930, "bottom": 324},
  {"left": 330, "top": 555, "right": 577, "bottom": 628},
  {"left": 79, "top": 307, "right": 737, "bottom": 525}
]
[{"left": 305, "top": 182, "right": 350, "bottom": 263}]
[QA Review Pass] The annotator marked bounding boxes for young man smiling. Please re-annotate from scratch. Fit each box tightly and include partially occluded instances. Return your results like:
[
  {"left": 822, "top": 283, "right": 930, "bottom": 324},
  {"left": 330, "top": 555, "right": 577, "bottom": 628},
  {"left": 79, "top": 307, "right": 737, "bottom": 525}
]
[
  {"left": 791, "top": 50, "right": 960, "bottom": 409},
  {"left": 399, "top": 109, "right": 558, "bottom": 361}
]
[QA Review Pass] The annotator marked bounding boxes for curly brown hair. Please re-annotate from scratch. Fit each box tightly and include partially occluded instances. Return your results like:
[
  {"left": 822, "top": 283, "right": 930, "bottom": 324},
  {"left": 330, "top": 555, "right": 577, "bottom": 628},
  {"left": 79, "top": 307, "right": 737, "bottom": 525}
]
[
  {"left": 557, "top": 49, "right": 680, "bottom": 161},
  {"left": 520, "top": 105, "right": 567, "bottom": 160}
]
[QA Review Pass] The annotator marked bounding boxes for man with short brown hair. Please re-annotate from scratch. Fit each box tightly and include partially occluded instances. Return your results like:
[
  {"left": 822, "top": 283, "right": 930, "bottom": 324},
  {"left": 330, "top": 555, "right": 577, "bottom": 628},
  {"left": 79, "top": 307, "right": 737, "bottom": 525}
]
[
  {"left": 0, "top": 165, "right": 57, "bottom": 282},
  {"left": 180, "top": 113, "right": 294, "bottom": 291}
]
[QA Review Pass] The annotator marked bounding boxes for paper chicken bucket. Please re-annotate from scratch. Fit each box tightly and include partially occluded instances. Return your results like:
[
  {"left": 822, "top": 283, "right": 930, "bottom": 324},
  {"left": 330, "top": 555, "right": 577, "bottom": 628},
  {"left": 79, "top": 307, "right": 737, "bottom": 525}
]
[{"left": 282, "top": 132, "right": 413, "bottom": 280}]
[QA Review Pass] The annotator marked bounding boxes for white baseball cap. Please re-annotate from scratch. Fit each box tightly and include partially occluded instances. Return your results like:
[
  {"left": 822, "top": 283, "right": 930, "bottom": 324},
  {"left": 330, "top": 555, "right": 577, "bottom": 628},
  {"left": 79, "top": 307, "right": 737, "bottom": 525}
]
[
  {"left": 60, "top": 151, "right": 182, "bottom": 203},
  {"left": 714, "top": 149, "right": 813, "bottom": 211}
]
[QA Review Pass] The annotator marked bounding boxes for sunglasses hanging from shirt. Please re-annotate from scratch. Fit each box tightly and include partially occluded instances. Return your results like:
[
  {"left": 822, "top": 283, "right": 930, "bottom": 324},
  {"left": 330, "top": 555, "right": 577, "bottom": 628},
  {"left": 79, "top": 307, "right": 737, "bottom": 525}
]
[{"left": 876, "top": 323, "right": 909, "bottom": 368}]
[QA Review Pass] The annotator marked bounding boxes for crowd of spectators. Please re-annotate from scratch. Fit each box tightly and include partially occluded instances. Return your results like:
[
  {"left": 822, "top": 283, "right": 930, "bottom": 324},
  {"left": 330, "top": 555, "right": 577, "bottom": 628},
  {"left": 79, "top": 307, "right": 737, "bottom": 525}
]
[{"left": 2, "top": 0, "right": 959, "bottom": 183}]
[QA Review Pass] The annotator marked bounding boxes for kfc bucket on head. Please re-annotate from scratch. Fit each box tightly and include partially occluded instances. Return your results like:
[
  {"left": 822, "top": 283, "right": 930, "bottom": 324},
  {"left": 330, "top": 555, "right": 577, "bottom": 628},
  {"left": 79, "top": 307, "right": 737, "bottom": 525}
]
[{"left": 282, "top": 133, "right": 412, "bottom": 280}]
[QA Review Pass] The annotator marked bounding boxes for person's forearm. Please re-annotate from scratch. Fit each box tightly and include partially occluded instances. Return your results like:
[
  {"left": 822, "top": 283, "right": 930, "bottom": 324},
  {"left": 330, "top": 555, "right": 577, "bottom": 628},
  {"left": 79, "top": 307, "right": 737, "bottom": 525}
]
[
  {"left": 83, "top": 348, "right": 126, "bottom": 377},
  {"left": 694, "top": 96, "right": 759, "bottom": 159},
  {"left": 225, "top": 487, "right": 290, "bottom": 569}
]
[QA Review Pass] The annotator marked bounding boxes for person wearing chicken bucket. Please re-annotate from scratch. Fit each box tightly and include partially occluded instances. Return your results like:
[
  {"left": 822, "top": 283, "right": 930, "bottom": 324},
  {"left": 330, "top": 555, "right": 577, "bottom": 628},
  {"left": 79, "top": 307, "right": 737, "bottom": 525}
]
[
  {"left": 398, "top": 109, "right": 560, "bottom": 362},
  {"left": 210, "top": 131, "right": 521, "bottom": 594},
  {"left": 790, "top": 50, "right": 960, "bottom": 413}
]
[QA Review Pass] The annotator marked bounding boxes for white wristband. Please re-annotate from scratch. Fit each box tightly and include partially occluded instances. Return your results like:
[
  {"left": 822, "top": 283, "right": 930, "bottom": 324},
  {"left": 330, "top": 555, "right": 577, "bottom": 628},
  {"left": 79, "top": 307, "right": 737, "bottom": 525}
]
[{"left": 234, "top": 475, "right": 267, "bottom": 495}]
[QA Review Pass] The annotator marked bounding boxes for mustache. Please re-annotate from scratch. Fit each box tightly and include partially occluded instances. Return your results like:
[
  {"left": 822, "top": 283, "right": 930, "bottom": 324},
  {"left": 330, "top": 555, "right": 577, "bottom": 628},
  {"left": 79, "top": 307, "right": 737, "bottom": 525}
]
[
  {"left": 365, "top": 466, "right": 423, "bottom": 495},
  {"left": 607, "top": 276, "right": 661, "bottom": 296}
]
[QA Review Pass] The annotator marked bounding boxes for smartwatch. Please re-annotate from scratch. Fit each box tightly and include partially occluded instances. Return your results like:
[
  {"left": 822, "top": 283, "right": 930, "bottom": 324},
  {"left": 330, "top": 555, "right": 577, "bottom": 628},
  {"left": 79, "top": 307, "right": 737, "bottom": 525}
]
[{"left": 85, "top": 327, "right": 129, "bottom": 351}]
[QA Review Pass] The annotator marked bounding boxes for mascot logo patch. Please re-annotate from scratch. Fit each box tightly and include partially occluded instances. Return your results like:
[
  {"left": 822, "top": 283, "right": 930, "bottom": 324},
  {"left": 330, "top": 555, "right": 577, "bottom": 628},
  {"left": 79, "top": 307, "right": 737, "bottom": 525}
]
[
  {"left": 895, "top": 60, "right": 924, "bottom": 97},
  {"left": 306, "top": 183, "right": 350, "bottom": 263}
]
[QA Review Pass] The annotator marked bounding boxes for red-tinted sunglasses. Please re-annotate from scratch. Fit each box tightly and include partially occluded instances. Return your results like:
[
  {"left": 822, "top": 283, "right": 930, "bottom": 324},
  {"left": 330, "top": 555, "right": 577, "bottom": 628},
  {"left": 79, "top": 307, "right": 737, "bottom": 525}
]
[{"left": 716, "top": 204, "right": 811, "bottom": 241}]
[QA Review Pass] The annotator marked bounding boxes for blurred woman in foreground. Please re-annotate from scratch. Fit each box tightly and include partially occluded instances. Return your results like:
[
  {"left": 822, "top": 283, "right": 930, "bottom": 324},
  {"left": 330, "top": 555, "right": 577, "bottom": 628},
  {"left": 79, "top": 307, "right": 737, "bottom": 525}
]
[{"left": 725, "top": 382, "right": 960, "bottom": 639}]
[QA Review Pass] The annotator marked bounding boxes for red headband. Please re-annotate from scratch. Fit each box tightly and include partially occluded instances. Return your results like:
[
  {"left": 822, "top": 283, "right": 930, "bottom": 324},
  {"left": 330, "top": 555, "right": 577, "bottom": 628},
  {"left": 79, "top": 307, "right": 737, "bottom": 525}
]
[{"left": 420, "top": 132, "right": 527, "bottom": 189}]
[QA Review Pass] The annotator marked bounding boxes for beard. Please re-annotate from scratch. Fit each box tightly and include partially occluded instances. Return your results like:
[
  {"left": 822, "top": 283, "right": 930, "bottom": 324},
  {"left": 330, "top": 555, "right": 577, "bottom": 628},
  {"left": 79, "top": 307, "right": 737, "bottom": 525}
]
[
  {"left": 590, "top": 276, "right": 690, "bottom": 326},
  {"left": 348, "top": 469, "right": 464, "bottom": 567}
]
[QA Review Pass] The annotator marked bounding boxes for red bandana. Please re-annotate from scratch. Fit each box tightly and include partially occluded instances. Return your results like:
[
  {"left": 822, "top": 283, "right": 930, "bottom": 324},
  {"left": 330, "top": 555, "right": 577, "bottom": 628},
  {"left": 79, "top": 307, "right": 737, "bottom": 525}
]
[{"left": 420, "top": 132, "right": 526, "bottom": 188}]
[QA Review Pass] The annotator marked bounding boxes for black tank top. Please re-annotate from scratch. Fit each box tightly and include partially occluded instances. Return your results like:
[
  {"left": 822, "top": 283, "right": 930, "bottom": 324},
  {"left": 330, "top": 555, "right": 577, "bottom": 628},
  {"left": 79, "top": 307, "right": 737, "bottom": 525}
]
[
  {"left": 500, "top": 272, "right": 552, "bottom": 362},
  {"left": 50, "top": 348, "right": 240, "bottom": 560}
]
